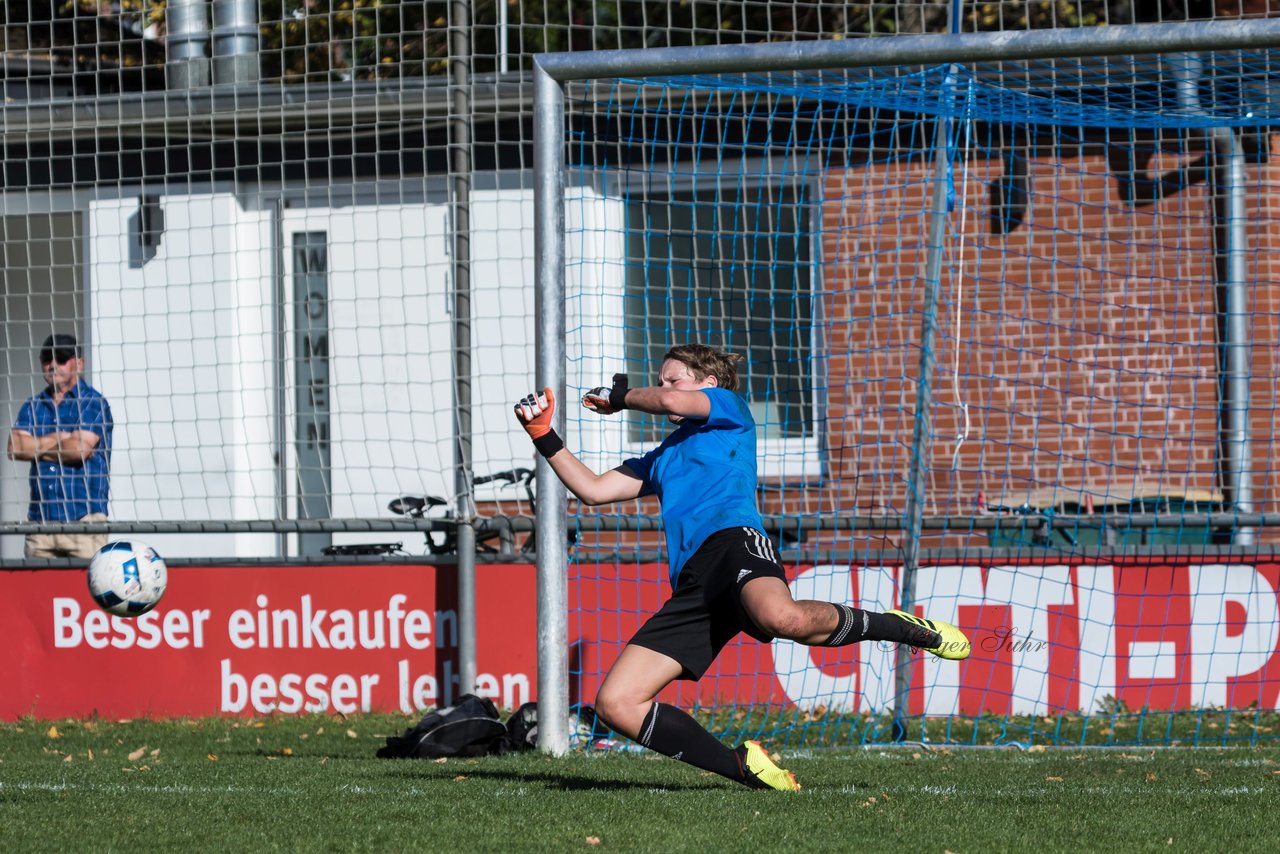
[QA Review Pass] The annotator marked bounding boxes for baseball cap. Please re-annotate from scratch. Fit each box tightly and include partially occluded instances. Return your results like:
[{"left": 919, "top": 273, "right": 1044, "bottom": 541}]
[{"left": 39, "top": 333, "right": 81, "bottom": 364}]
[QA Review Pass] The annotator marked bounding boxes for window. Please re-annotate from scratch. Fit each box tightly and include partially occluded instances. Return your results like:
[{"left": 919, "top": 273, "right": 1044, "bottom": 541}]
[{"left": 622, "top": 180, "right": 819, "bottom": 454}]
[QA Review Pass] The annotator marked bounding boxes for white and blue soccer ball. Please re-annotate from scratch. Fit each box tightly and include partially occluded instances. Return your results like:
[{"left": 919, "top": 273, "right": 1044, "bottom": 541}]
[{"left": 87, "top": 541, "right": 168, "bottom": 617}]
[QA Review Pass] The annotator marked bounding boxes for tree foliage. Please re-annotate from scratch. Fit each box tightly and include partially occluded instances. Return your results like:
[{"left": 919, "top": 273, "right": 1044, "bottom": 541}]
[{"left": 1, "top": 0, "right": 1250, "bottom": 85}]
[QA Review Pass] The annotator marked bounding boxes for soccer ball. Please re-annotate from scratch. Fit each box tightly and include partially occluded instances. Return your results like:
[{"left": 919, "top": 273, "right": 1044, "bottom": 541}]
[{"left": 87, "top": 541, "right": 168, "bottom": 617}]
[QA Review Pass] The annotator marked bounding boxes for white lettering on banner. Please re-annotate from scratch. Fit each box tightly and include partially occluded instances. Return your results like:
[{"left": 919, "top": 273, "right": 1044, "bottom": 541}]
[
  {"left": 52, "top": 597, "right": 210, "bottom": 650},
  {"left": 1187, "top": 565, "right": 1280, "bottom": 709},
  {"left": 220, "top": 659, "right": 379, "bottom": 714},
  {"left": 987, "top": 564, "right": 1074, "bottom": 712},
  {"left": 772, "top": 566, "right": 859, "bottom": 713},
  {"left": 911, "top": 565, "right": 985, "bottom": 716},
  {"left": 1074, "top": 564, "right": 1116, "bottom": 716},
  {"left": 225, "top": 594, "right": 447, "bottom": 651},
  {"left": 856, "top": 565, "right": 898, "bottom": 713},
  {"left": 397, "top": 659, "right": 530, "bottom": 713},
  {"left": 771, "top": 565, "right": 1125, "bottom": 716}
]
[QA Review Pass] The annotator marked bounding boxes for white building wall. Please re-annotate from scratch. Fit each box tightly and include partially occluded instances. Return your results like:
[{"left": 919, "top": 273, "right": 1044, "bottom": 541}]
[{"left": 34, "top": 179, "right": 621, "bottom": 559}]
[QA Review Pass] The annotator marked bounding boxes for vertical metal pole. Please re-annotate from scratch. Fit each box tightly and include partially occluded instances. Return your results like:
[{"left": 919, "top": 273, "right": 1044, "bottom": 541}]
[
  {"left": 272, "top": 198, "right": 288, "bottom": 558},
  {"left": 895, "top": 74, "right": 956, "bottom": 737},
  {"left": 498, "top": 0, "right": 510, "bottom": 74},
  {"left": 451, "top": 0, "right": 477, "bottom": 696},
  {"left": 533, "top": 61, "right": 570, "bottom": 755},
  {"left": 1213, "top": 124, "right": 1255, "bottom": 544},
  {"left": 1181, "top": 52, "right": 1256, "bottom": 545}
]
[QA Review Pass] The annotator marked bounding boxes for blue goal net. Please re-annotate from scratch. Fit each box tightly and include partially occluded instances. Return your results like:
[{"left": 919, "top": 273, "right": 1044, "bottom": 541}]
[{"left": 558, "top": 45, "right": 1280, "bottom": 747}]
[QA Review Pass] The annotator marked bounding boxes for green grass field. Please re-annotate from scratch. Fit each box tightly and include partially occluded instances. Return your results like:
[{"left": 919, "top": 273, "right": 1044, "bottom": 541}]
[{"left": 3, "top": 715, "right": 1278, "bottom": 852}]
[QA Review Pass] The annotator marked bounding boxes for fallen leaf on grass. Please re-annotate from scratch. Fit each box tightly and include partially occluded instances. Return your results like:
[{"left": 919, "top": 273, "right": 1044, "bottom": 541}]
[
  {"left": 1027, "top": 744, "right": 1046, "bottom": 754},
  {"left": 1145, "top": 772, "right": 1158, "bottom": 782},
  {"left": 279, "top": 747, "right": 294, "bottom": 757},
  {"left": 46, "top": 726, "right": 60, "bottom": 739},
  {"left": 87, "top": 749, "right": 94, "bottom": 761},
  {"left": 149, "top": 748, "right": 160, "bottom": 759},
  {"left": 433, "top": 757, "right": 448, "bottom": 764},
  {"left": 63, "top": 754, "right": 72, "bottom": 763},
  {"left": 346, "top": 729, "right": 358, "bottom": 739},
  {"left": 453, "top": 775, "right": 468, "bottom": 781},
  {"left": 207, "top": 754, "right": 218, "bottom": 762},
  {"left": 1194, "top": 768, "right": 1211, "bottom": 780},
  {"left": 127, "top": 747, "right": 147, "bottom": 762},
  {"left": 586, "top": 838, "right": 601, "bottom": 846},
  {"left": 1045, "top": 776, "right": 1064, "bottom": 782}
]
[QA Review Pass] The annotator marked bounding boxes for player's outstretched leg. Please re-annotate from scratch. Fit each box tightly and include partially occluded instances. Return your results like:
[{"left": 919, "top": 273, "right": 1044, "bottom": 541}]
[
  {"left": 596, "top": 645, "right": 801, "bottom": 792},
  {"left": 740, "top": 577, "right": 971, "bottom": 660},
  {"left": 886, "top": 609, "right": 971, "bottom": 660}
]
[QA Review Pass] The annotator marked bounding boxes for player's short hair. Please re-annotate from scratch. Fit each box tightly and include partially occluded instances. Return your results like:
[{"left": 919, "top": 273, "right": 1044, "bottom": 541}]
[{"left": 663, "top": 344, "right": 743, "bottom": 392}]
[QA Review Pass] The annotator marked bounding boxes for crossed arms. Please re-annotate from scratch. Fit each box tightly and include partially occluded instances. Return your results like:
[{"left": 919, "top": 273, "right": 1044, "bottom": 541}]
[{"left": 7, "top": 429, "right": 100, "bottom": 466}]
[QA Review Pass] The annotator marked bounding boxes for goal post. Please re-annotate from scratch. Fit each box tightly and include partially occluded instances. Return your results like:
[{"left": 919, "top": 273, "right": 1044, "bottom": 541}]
[{"left": 533, "top": 20, "right": 1280, "bottom": 753}]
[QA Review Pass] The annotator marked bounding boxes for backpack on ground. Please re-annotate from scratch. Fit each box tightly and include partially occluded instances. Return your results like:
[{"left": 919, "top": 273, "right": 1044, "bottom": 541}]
[
  {"left": 501, "top": 701, "right": 540, "bottom": 752},
  {"left": 376, "top": 694, "right": 508, "bottom": 759}
]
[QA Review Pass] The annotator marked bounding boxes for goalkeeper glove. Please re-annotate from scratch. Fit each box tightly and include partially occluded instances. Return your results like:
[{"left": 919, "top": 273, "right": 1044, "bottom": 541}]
[
  {"left": 514, "top": 387, "right": 563, "bottom": 457},
  {"left": 584, "top": 374, "right": 630, "bottom": 414}
]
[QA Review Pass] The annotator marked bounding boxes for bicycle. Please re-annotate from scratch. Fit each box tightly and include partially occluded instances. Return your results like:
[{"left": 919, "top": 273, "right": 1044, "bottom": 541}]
[{"left": 323, "top": 467, "right": 567, "bottom": 558}]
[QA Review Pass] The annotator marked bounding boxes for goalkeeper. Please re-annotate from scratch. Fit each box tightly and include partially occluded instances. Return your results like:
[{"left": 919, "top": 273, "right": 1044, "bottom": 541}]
[{"left": 513, "top": 344, "right": 969, "bottom": 791}]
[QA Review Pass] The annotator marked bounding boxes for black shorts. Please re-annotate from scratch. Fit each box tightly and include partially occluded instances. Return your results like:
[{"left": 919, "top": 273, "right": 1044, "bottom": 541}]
[{"left": 628, "top": 527, "right": 788, "bottom": 681}]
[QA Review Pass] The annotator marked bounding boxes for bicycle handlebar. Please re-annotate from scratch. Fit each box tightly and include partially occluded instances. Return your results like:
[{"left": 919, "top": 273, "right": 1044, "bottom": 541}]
[
  {"left": 474, "top": 467, "right": 534, "bottom": 487},
  {"left": 388, "top": 468, "right": 536, "bottom": 516}
]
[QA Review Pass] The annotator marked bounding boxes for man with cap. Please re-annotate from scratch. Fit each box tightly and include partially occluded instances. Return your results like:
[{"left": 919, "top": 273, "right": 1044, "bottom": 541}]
[{"left": 7, "top": 333, "right": 113, "bottom": 558}]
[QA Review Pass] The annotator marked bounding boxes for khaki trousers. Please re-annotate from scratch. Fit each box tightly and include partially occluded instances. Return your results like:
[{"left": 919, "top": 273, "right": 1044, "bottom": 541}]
[{"left": 25, "top": 512, "right": 110, "bottom": 559}]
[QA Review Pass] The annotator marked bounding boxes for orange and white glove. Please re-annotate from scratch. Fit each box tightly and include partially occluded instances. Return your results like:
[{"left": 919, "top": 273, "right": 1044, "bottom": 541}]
[
  {"left": 583, "top": 374, "right": 630, "bottom": 416},
  {"left": 514, "top": 387, "right": 562, "bottom": 457}
]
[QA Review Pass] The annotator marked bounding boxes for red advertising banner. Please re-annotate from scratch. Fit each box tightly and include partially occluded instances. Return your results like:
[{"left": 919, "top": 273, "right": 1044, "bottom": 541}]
[
  {"left": 0, "top": 564, "right": 537, "bottom": 720},
  {"left": 2, "top": 557, "right": 1278, "bottom": 720}
]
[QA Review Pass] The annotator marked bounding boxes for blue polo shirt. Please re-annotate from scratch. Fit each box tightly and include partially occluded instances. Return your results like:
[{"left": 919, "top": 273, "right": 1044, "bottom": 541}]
[
  {"left": 623, "top": 388, "right": 765, "bottom": 586},
  {"left": 12, "top": 380, "right": 113, "bottom": 521}
]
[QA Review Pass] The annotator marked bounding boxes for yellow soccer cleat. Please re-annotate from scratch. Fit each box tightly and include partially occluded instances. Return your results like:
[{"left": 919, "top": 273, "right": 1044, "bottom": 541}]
[
  {"left": 887, "top": 609, "right": 972, "bottom": 661},
  {"left": 737, "top": 740, "right": 801, "bottom": 792}
]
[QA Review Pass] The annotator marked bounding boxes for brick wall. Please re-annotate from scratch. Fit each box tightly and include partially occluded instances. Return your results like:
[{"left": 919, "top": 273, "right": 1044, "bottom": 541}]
[{"left": 817, "top": 144, "right": 1280, "bottom": 547}]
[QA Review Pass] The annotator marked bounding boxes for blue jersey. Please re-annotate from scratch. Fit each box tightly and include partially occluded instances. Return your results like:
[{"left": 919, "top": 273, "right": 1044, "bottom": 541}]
[
  {"left": 12, "top": 380, "right": 113, "bottom": 521},
  {"left": 623, "top": 388, "right": 765, "bottom": 585}
]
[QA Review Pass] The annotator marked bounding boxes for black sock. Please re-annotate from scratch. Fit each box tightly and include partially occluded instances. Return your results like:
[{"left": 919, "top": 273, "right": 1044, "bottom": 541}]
[
  {"left": 821, "top": 605, "right": 940, "bottom": 648},
  {"left": 637, "top": 702, "right": 743, "bottom": 782}
]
